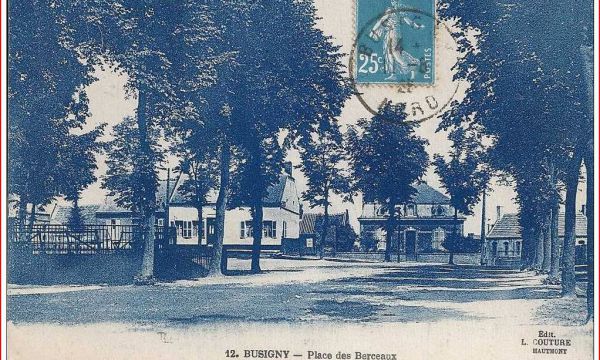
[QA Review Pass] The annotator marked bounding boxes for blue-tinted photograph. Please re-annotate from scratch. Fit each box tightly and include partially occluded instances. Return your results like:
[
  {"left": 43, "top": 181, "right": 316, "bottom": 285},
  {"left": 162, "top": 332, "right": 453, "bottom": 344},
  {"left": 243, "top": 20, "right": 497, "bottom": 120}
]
[{"left": 4, "top": 0, "right": 596, "bottom": 359}]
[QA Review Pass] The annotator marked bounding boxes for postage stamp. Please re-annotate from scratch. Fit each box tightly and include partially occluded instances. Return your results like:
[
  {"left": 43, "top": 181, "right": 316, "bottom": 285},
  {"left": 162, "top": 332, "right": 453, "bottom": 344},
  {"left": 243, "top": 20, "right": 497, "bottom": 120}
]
[{"left": 355, "top": 0, "right": 436, "bottom": 85}]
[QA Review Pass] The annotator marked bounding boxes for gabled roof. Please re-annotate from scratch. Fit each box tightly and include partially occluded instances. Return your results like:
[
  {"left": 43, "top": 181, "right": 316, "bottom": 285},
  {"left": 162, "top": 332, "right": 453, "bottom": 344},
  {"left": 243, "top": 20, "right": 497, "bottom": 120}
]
[
  {"left": 52, "top": 205, "right": 101, "bottom": 224},
  {"left": 487, "top": 214, "right": 520, "bottom": 239},
  {"left": 263, "top": 175, "right": 291, "bottom": 206},
  {"left": 169, "top": 173, "right": 293, "bottom": 207},
  {"left": 411, "top": 183, "right": 450, "bottom": 204},
  {"left": 487, "top": 213, "right": 588, "bottom": 239},
  {"left": 300, "top": 211, "right": 350, "bottom": 235}
]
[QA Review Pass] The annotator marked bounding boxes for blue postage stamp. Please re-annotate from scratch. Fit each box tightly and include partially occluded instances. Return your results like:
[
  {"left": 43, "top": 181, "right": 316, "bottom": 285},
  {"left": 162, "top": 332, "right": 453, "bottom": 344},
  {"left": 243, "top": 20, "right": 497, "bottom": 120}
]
[{"left": 355, "top": 0, "right": 436, "bottom": 85}]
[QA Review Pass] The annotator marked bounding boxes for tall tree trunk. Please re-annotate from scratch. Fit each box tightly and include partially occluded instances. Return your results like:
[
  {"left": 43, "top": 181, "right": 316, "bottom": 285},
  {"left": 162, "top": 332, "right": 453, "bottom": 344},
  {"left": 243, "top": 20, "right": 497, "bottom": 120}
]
[
  {"left": 320, "top": 199, "right": 330, "bottom": 259},
  {"left": 250, "top": 152, "right": 265, "bottom": 273},
  {"left": 548, "top": 161, "right": 560, "bottom": 282},
  {"left": 208, "top": 138, "right": 230, "bottom": 277},
  {"left": 541, "top": 213, "right": 551, "bottom": 273},
  {"left": 561, "top": 154, "right": 581, "bottom": 297},
  {"left": 548, "top": 200, "right": 560, "bottom": 282},
  {"left": 251, "top": 200, "right": 264, "bottom": 273},
  {"left": 138, "top": 211, "right": 156, "bottom": 282},
  {"left": 449, "top": 207, "right": 458, "bottom": 265},
  {"left": 384, "top": 203, "right": 396, "bottom": 262},
  {"left": 584, "top": 143, "right": 594, "bottom": 322},
  {"left": 522, "top": 226, "right": 536, "bottom": 270},
  {"left": 534, "top": 226, "right": 544, "bottom": 270},
  {"left": 196, "top": 203, "right": 204, "bottom": 246},
  {"left": 135, "top": 89, "right": 157, "bottom": 284}
]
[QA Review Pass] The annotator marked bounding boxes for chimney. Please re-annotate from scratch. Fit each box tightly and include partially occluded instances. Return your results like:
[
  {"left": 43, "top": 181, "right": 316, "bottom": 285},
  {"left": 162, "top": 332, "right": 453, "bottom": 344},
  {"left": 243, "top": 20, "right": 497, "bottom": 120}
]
[
  {"left": 496, "top": 206, "right": 503, "bottom": 221},
  {"left": 284, "top": 161, "right": 293, "bottom": 177},
  {"left": 581, "top": 204, "right": 586, "bottom": 216}
]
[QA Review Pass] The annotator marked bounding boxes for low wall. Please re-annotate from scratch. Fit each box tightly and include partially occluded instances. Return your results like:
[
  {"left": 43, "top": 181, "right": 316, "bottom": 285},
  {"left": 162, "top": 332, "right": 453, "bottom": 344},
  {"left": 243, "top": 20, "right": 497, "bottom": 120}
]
[
  {"left": 8, "top": 245, "right": 144, "bottom": 285},
  {"left": 329, "top": 252, "right": 481, "bottom": 265},
  {"left": 417, "top": 253, "right": 481, "bottom": 265},
  {"left": 329, "top": 252, "right": 387, "bottom": 262}
]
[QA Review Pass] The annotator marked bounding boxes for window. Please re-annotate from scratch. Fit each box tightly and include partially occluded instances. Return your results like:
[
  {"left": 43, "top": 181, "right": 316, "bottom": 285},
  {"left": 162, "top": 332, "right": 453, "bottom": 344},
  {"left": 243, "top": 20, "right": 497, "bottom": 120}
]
[
  {"left": 175, "top": 221, "right": 194, "bottom": 239},
  {"left": 263, "top": 221, "right": 277, "bottom": 238},
  {"left": 157, "top": 218, "right": 164, "bottom": 227},
  {"left": 406, "top": 204, "right": 416, "bottom": 217},
  {"left": 503, "top": 242, "right": 509, "bottom": 256},
  {"left": 240, "top": 221, "right": 253, "bottom": 239},
  {"left": 282, "top": 221, "right": 288, "bottom": 238},
  {"left": 192, "top": 221, "right": 199, "bottom": 238},
  {"left": 515, "top": 241, "right": 521, "bottom": 256},
  {"left": 182, "top": 221, "right": 193, "bottom": 239},
  {"left": 432, "top": 228, "right": 446, "bottom": 250},
  {"left": 240, "top": 221, "right": 277, "bottom": 239}
]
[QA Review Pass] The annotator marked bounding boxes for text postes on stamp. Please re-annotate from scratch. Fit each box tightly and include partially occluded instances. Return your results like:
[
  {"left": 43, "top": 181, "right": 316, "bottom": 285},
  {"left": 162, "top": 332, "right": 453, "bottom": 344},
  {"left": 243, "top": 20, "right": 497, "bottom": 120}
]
[{"left": 355, "top": 0, "right": 435, "bottom": 85}]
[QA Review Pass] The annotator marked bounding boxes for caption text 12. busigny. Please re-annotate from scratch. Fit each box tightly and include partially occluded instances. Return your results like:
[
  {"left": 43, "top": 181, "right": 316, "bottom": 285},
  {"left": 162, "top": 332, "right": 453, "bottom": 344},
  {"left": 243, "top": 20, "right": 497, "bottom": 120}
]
[{"left": 226, "top": 350, "right": 398, "bottom": 360}]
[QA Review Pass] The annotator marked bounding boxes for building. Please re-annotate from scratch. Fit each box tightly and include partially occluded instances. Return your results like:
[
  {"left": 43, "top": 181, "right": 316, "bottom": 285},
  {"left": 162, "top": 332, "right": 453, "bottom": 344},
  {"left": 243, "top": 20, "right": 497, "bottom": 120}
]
[
  {"left": 484, "top": 211, "right": 588, "bottom": 268},
  {"left": 358, "top": 183, "right": 465, "bottom": 259},
  {"left": 167, "top": 171, "right": 301, "bottom": 248},
  {"left": 293, "top": 210, "right": 356, "bottom": 255},
  {"left": 51, "top": 167, "right": 302, "bottom": 250}
]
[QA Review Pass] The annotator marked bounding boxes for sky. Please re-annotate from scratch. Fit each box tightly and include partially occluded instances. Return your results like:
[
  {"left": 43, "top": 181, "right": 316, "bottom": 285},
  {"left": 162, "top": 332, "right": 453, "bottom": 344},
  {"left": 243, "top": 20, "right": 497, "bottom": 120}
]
[{"left": 76, "top": 0, "right": 587, "bottom": 234}]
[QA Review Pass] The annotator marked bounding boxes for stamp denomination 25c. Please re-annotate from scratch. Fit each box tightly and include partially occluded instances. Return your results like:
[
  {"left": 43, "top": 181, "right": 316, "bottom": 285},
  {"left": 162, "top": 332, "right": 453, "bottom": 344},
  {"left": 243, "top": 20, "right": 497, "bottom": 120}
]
[{"left": 355, "top": 0, "right": 435, "bottom": 85}]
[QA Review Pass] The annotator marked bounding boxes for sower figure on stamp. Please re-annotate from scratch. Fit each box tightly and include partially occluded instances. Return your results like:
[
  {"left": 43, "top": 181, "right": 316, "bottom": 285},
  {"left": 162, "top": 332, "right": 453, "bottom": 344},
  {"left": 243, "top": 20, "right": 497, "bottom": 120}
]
[{"left": 369, "top": 0, "right": 425, "bottom": 80}]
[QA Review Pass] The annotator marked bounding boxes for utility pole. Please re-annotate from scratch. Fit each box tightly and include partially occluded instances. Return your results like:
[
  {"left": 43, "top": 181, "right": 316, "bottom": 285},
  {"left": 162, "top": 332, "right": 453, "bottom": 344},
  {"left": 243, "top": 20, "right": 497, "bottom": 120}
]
[
  {"left": 165, "top": 168, "right": 171, "bottom": 244},
  {"left": 480, "top": 189, "right": 487, "bottom": 265}
]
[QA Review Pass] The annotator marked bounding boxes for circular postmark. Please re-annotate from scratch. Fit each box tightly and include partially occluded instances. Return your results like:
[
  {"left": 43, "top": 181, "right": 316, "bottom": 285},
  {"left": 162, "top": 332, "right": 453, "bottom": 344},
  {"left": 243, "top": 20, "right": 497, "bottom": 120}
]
[{"left": 350, "top": 5, "right": 461, "bottom": 123}]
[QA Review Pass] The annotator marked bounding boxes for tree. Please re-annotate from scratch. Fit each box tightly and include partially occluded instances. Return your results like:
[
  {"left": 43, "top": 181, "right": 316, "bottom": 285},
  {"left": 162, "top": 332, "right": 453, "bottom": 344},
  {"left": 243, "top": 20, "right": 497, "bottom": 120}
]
[
  {"left": 211, "top": 0, "right": 352, "bottom": 273},
  {"left": 438, "top": 0, "right": 591, "bottom": 310},
  {"left": 77, "top": 1, "right": 222, "bottom": 283},
  {"left": 102, "top": 116, "right": 162, "bottom": 221},
  {"left": 58, "top": 92, "right": 105, "bottom": 229},
  {"left": 8, "top": 0, "right": 95, "bottom": 230},
  {"left": 297, "top": 120, "right": 352, "bottom": 258},
  {"left": 347, "top": 102, "right": 429, "bottom": 262},
  {"left": 433, "top": 127, "right": 487, "bottom": 264}
]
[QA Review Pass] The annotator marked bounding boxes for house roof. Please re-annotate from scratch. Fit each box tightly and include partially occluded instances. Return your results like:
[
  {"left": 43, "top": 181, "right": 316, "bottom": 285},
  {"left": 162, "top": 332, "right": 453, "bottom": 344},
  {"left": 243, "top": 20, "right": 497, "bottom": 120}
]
[
  {"left": 169, "top": 173, "right": 292, "bottom": 207},
  {"left": 52, "top": 204, "right": 101, "bottom": 224},
  {"left": 487, "top": 213, "right": 588, "bottom": 239},
  {"left": 300, "top": 211, "right": 350, "bottom": 235},
  {"left": 263, "top": 175, "right": 291, "bottom": 206},
  {"left": 411, "top": 183, "right": 450, "bottom": 204}
]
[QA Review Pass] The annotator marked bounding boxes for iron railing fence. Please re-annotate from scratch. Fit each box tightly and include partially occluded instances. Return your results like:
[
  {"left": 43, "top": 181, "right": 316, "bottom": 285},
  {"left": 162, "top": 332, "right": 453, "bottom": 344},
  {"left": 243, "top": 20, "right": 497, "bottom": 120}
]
[{"left": 8, "top": 224, "right": 173, "bottom": 255}]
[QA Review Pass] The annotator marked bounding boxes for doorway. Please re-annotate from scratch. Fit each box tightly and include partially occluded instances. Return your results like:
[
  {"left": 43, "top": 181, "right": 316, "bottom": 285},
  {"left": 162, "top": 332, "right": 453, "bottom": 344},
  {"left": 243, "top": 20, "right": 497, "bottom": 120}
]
[{"left": 405, "top": 230, "right": 417, "bottom": 261}]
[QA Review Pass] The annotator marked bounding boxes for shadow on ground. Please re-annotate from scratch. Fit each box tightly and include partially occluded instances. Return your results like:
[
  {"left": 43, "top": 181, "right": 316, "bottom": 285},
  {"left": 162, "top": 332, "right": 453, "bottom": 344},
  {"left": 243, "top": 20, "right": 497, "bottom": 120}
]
[{"left": 7, "top": 263, "right": 564, "bottom": 326}]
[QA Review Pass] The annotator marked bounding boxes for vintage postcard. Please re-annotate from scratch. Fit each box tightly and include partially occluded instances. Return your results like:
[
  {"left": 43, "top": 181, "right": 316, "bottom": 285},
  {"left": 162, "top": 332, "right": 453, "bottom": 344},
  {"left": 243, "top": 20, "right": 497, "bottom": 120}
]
[{"left": 2, "top": 0, "right": 598, "bottom": 359}]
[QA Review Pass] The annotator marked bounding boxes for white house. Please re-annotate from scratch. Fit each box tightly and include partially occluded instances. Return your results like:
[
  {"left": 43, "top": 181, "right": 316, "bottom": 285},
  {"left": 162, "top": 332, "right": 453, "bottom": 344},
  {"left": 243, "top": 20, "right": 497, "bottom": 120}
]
[{"left": 166, "top": 167, "right": 301, "bottom": 248}]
